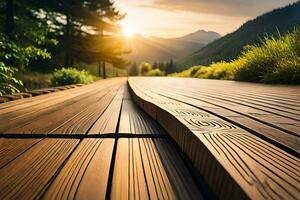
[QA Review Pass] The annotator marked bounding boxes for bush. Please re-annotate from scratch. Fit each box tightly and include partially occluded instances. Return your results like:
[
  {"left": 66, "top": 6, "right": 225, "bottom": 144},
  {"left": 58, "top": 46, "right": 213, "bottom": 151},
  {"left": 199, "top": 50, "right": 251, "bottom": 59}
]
[
  {"left": 169, "top": 66, "right": 202, "bottom": 77},
  {"left": 196, "top": 61, "right": 238, "bottom": 80},
  {"left": 51, "top": 67, "right": 95, "bottom": 86},
  {"left": 234, "top": 27, "right": 300, "bottom": 83},
  {"left": 0, "top": 62, "right": 23, "bottom": 95},
  {"left": 128, "top": 63, "right": 139, "bottom": 76},
  {"left": 139, "top": 62, "right": 152, "bottom": 75},
  {"left": 145, "top": 68, "right": 165, "bottom": 76}
]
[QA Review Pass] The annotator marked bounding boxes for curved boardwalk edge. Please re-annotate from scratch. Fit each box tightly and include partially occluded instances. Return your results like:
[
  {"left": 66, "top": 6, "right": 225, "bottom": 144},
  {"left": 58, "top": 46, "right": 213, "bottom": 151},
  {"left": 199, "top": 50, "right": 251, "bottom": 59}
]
[{"left": 127, "top": 77, "right": 300, "bottom": 200}]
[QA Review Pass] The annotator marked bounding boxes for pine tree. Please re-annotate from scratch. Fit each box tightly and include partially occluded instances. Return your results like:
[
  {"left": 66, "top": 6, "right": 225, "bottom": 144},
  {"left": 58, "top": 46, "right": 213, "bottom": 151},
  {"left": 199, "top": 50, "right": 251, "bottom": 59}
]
[
  {"left": 128, "top": 62, "right": 138, "bottom": 76},
  {"left": 153, "top": 61, "right": 158, "bottom": 69},
  {"left": 165, "top": 59, "right": 176, "bottom": 74},
  {"left": 74, "top": 0, "right": 127, "bottom": 78}
]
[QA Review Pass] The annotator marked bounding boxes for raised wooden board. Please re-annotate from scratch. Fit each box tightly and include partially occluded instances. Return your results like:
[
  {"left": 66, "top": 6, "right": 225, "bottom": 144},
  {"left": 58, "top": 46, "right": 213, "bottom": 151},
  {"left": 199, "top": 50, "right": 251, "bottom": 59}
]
[
  {"left": 129, "top": 78, "right": 300, "bottom": 152},
  {"left": 118, "top": 88, "right": 163, "bottom": 135},
  {"left": 111, "top": 138, "right": 203, "bottom": 200},
  {"left": 129, "top": 77, "right": 300, "bottom": 199}
]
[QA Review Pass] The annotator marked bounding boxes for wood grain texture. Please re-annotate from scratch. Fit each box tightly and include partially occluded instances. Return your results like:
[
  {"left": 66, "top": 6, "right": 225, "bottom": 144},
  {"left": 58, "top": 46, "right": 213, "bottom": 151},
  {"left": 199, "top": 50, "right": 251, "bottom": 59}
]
[
  {"left": 43, "top": 139, "right": 114, "bottom": 200},
  {"left": 111, "top": 138, "right": 203, "bottom": 200},
  {"left": 0, "top": 78, "right": 126, "bottom": 135},
  {"left": 0, "top": 138, "right": 42, "bottom": 168},
  {"left": 118, "top": 88, "right": 163, "bottom": 135},
  {"left": 129, "top": 77, "right": 300, "bottom": 152},
  {"left": 0, "top": 139, "right": 79, "bottom": 200},
  {"left": 128, "top": 77, "right": 300, "bottom": 200},
  {"left": 88, "top": 87, "right": 124, "bottom": 135}
]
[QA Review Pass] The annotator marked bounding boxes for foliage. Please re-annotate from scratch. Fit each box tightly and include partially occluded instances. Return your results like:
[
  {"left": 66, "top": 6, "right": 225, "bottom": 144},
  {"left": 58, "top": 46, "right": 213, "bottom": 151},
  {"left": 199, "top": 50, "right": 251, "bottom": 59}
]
[
  {"left": 0, "top": 62, "right": 23, "bottom": 95},
  {"left": 35, "top": 0, "right": 127, "bottom": 78},
  {"left": 0, "top": 0, "right": 127, "bottom": 94},
  {"left": 145, "top": 68, "right": 165, "bottom": 76},
  {"left": 0, "top": 0, "right": 55, "bottom": 94},
  {"left": 51, "top": 67, "right": 95, "bottom": 86},
  {"left": 16, "top": 72, "right": 51, "bottom": 90},
  {"left": 235, "top": 28, "right": 300, "bottom": 83},
  {"left": 139, "top": 62, "right": 152, "bottom": 75},
  {"left": 152, "top": 60, "right": 178, "bottom": 73},
  {"left": 165, "top": 59, "right": 177, "bottom": 74},
  {"left": 195, "top": 61, "right": 237, "bottom": 80},
  {"left": 0, "top": 34, "right": 51, "bottom": 70},
  {"left": 174, "top": 28, "right": 300, "bottom": 84},
  {"left": 169, "top": 66, "right": 202, "bottom": 77},
  {"left": 128, "top": 62, "right": 139, "bottom": 76},
  {"left": 181, "top": 2, "right": 300, "bottom": 67}
]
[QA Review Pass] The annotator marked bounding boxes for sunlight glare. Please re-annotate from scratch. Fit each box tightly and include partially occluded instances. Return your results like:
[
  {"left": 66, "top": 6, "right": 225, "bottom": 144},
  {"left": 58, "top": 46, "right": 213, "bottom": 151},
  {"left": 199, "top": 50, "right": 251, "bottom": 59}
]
[{"left": 122, "top": 25, "right": 136, "bottom": 37}]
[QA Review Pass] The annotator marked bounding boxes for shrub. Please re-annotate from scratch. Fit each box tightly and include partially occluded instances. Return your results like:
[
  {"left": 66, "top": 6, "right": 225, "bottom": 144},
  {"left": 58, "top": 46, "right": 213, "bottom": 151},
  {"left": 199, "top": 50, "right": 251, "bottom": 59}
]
[
  {"left": 0, "top": 62, "right": 23, "bottom": 95},
  {"left": 169, "top": 66, "right": 202, "bottom": 77},
  {"left": 139, "top": 62, "right": 152, "bottom": 75},
  {"left": 128, "top": 63, "right": 139, "bottom": 76},
  {"left": 262, "top": 58, "right": 300, "bottom": 84},
  {"left": 198, "top": 61, "right": 238, "bottom": 80},
  {"left": 235, "top": 27, "right": 300, "bottom": 83},
  {"left": 145, "top": 68, "right": 165, "bottom": 76},
  {"left": 51, "top": 67, "right": 95, "bottom": 86}
]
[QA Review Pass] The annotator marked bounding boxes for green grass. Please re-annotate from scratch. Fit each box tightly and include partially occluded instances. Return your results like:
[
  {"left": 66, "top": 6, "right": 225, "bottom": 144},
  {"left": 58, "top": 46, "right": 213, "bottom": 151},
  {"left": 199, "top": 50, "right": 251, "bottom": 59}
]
[
  {"left": 170, "top": 66, "right": 203, "bottom": 77},
  {"left": 16, "top": 72, "right": 51, "bottom": 91},
  {"left": 172, "top": 27, "right": 300, "bottom": 84}
]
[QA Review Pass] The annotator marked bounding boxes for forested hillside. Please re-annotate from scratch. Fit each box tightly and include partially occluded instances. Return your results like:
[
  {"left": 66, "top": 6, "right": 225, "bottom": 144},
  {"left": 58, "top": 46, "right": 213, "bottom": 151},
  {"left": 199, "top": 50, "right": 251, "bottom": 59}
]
[
  {"left": 125, "top": 30, "right": 220, "bottom": 63},
  {"left": 181, "top": 2, "right": 300, "bottom": 67}
]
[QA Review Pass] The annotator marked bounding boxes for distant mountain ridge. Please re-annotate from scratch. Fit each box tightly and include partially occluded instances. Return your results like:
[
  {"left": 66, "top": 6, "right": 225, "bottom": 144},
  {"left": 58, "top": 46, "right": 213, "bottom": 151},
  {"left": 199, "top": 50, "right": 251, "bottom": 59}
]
[
  {"left": 179, "top": 30, "right": 221, "bottom": 43},
  {"left": 124, "top": 30, "right": 221, "bottom": 63},
  {"left": 180, "top": 2, "right": 300, "bottom": 68}
]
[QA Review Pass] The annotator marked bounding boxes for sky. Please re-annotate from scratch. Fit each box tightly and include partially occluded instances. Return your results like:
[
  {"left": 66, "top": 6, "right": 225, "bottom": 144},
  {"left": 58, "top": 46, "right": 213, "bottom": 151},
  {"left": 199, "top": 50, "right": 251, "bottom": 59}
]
[{"left": 115, "top": 0, "right": 297, "bottom": 38}]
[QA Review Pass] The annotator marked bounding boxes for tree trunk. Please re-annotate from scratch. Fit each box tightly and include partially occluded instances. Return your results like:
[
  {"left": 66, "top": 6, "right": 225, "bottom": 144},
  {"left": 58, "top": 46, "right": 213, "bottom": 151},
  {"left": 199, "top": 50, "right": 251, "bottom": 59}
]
[
  {"left": 6, "top": 0, "right": 14, "bottom": 38},
  {"left": 102, "top": 62, "right": 106, "bottom": 79},
  {"left": 65, "top": 14, "right": 71, "bottom": 66},
  {"left": 98, "top": 61, "right": 102, "bottom": 77},
  {"left": 70, "top": 56, "right": 74, "bottom": 67}
]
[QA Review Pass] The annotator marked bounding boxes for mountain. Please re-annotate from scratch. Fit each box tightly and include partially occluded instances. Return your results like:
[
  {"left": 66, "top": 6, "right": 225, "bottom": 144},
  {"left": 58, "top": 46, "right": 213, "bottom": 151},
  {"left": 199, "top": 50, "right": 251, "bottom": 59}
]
[
  {"left": 179, "top": 30, "right": 221, "bottom": 43},
  {"left": 180, "top": 2, "right": 300, "bottom": 67},
  {"left": 124, "top": 30, "right": 221, "bottom": 64}
]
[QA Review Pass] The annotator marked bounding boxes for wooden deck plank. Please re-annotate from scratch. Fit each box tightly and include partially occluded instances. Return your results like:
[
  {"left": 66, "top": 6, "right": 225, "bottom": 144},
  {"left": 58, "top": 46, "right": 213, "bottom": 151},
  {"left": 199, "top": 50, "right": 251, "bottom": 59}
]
[
  {"left": 88, "top": 87, "right": 124, "bottom": 135},
  {"left": 128, "top": 77, "right": 300, "bottom": 199},
  {"left": 0, "top": 78, "right": 126, "bottom": 135},
  {"left": 130, "top": 78, "right": 300, "bottom": 152},
  {"left": 118, "top": 88, "right": 163, "bottom": 135},
  {"left": 0, "top": 139, "right": 79, "bottom": 200},
  {"left": 133, "top": 78, "right": 300, "bottom": 136},
  {"left": 0, "top": 138, "right": 42, "bottom": 168},
  {"left": 150, "top": 88, "right": 300, "bottom": 152},
  {"left": 111, "top": 138, "right": 203, "bottom": 200},
  {"left": 43, "top": 139, "right": 114, "bottom": 200}
]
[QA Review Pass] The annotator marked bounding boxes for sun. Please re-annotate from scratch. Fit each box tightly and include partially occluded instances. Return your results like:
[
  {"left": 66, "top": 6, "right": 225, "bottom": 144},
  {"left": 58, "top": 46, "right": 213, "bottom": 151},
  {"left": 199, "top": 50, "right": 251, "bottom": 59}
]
[{"left": 122, "top": 25, "right": 136, "bottom": 37}]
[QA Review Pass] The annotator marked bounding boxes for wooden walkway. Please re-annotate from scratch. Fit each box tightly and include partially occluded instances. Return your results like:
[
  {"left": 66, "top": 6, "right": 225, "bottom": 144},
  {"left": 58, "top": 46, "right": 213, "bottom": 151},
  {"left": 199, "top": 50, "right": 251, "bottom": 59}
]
[
  {"left": 0, "top": 77, "right": 299, "bottom": 199},
  {"left": 129, "top": 77, "right": 300, "bottom": 200}
]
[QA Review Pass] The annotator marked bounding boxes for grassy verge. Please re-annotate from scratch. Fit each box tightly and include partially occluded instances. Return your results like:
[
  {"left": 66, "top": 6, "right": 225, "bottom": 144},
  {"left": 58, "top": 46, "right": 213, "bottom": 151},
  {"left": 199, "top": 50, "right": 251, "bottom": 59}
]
[
  {"left": 16, "top": 72, "right": 51, "bottom": 91},
  {"left": 172, "top": 27, "right": 300, "bottom": 84}
]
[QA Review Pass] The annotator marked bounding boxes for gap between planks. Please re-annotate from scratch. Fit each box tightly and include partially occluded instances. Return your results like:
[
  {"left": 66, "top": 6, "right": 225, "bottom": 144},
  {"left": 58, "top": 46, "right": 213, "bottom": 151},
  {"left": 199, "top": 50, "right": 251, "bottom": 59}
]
[{"left": 0, "top": 133, "right": 168, "bottom": 139}]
